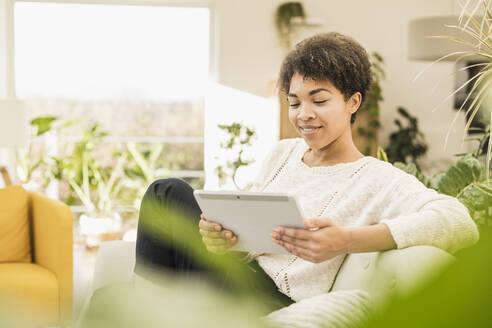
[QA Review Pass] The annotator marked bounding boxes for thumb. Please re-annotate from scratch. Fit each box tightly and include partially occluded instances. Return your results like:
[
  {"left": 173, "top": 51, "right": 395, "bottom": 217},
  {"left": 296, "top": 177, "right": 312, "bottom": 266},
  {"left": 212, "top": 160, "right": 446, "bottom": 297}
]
[{"left": 304, "top": 218, "right": 334, "bottom": 229}]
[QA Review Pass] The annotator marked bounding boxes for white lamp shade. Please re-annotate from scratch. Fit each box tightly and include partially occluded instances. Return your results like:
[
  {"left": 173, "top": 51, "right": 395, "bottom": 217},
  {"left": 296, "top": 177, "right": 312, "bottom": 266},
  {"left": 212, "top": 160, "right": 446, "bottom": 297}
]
[
  {"left": 408, "top": 16, "right": 486, "bottom": 62},
  {"left": 0, "top": 100, "right": 27, "bottom": 148}
]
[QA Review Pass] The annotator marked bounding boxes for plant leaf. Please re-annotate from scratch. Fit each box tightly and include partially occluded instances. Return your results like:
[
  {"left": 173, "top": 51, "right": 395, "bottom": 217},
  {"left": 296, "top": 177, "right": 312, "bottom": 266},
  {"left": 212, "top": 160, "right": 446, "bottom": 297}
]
[
  {"left": 31, "top": 116, "right": 58, "bottom": 136},
  {"left": 377, "top": 147, "right": 389, "bottom": 162},
  {"left": 436, "top": 155, "right": 484, "bottom": 197},
  {"left": 394, "top": 162, "right": 432, "bottom": 188},
  {"left": 457, "top": 182, "right": 492, "bottom": 227}
]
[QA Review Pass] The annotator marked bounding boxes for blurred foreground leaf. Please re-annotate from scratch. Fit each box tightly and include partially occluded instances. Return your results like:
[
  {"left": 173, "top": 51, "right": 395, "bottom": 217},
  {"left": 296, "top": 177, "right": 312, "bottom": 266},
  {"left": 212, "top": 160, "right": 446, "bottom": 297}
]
[
  {"left": 365, "top": 231, "right": 492, "bottom": 328},
  {"left": 81, "top": 277, "right": 269, "bottom": 328}
]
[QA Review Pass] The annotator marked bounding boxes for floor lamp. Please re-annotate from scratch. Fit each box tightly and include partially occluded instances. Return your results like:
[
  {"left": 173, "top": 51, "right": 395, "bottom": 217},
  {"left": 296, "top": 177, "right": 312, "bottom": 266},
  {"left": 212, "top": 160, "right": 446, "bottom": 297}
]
[{"left": 0, "top": 100, "right": 26, "bottom": 186}]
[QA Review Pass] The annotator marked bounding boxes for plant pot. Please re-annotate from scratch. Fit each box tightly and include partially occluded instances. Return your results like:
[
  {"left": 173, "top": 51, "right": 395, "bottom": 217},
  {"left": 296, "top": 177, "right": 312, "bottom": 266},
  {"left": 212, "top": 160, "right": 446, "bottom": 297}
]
[{"left": 79, "top": 212, "right": 123, "bottom": 249}]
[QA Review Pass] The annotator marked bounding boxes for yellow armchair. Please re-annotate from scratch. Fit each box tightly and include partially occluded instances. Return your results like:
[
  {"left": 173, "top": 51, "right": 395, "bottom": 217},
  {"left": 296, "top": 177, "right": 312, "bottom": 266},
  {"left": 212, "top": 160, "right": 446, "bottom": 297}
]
[{"left": 0, "top": 187, "right": 73, "bottom": 326}]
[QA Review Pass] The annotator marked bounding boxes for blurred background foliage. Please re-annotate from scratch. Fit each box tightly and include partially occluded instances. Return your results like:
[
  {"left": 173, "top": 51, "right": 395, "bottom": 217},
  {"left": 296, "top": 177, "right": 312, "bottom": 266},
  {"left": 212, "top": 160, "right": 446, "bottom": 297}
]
[
  {"left": 384, "top": 107, "right": 428, "bottom": 167},
  {"left": 17, "top": 116, "right": 205, "bottom": 215},
  {"left": 215, "top": 122, "right": 257, "bottom": 190},
  {"left": 378, "top": 119, "right": 491, "bottom": 230},
  {"left": 356, "top": 52, "right": 385, "bottom": 156}
]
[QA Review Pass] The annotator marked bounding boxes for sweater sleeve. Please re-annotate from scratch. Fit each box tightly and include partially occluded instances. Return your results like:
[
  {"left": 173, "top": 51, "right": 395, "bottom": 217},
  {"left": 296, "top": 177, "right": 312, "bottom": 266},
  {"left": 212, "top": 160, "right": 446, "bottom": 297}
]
[{"left": 379, "top": 172, "right": 479, "bottom": 254}]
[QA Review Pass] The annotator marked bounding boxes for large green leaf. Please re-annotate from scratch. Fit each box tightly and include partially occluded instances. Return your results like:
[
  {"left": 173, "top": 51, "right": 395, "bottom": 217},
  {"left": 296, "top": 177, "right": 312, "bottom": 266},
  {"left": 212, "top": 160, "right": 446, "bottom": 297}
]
[
  {"left": 458, "top": 182, "right": 492, "bottom": 227},
  {"left": 435, "top": 155, "right": 484, "bottom": 197}
]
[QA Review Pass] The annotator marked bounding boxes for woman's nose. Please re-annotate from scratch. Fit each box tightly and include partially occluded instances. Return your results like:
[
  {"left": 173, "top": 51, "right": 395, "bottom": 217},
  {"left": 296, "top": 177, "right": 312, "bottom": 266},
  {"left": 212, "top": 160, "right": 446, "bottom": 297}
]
[{"left": 298, "top": 104, "right": 316, "bottom": 120}]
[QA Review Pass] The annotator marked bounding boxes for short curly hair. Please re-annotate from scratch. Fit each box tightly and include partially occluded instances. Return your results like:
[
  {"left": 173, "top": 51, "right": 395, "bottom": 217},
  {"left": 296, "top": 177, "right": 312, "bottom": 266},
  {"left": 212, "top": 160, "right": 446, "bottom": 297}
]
[{"left": 279, "top": 32, "right": 372, "bottom": 124}]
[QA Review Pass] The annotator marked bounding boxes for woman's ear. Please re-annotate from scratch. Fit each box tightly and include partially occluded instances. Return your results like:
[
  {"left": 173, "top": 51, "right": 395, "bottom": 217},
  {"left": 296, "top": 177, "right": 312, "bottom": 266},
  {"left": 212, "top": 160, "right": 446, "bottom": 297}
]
[{"left": 348, "top": 92, "right": 362, "bottom": 114}]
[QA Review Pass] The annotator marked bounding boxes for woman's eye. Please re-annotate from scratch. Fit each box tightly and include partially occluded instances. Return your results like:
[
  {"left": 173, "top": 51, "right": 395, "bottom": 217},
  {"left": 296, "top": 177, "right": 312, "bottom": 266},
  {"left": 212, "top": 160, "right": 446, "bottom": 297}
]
[
  {"left": 289, "top": 103, "right": 300, "bottom": 108},
  {"left": 314, "top": 100, "right": 328, "bottom": 104}
]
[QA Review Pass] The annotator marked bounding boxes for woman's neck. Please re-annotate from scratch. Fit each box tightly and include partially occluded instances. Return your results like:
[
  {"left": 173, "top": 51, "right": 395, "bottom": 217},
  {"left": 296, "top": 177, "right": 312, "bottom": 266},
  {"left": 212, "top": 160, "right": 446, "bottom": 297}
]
[{"left": 303, "top": 130, "right": 364, "bottom": 167}]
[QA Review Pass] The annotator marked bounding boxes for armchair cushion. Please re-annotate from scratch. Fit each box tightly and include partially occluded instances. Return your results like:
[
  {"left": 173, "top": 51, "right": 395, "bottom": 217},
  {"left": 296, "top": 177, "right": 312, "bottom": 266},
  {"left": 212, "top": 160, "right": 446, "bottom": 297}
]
[
  {"left": 0, "top": 263, "right": 59, "bottom": 326},
  {"left": 0, "top": 186, "right": 31, "bottom": 263}
]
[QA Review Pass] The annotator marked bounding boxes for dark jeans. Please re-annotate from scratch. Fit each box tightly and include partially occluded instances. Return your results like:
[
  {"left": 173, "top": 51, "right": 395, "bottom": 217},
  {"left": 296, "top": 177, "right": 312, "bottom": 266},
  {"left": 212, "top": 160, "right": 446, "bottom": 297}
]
[{"left": 134, "top": 178, "right": 294, "bottom": 312}]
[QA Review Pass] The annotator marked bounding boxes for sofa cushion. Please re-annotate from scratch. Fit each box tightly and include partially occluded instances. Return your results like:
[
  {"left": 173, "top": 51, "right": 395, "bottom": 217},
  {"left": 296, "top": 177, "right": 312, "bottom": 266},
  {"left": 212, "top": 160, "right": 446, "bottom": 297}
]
[
  {"left": 0, "top": 263, "right": 59, "bottom": 326},
  {"left": 0, "top": 186, "right": 31, "bottom": 262}
]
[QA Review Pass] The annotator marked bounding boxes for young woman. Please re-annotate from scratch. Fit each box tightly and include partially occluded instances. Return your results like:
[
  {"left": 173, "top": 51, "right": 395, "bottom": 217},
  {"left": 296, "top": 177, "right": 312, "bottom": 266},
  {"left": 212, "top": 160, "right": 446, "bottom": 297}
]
[{"left": 135, "top": 32, "right": 479, "bottom": 310}]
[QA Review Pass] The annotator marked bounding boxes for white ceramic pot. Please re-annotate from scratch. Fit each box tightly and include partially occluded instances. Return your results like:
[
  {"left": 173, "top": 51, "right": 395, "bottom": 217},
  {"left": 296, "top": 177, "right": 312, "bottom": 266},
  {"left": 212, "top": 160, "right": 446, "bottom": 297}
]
[{"left": 79, "top": 213, "right": 123, "bottom": 248}]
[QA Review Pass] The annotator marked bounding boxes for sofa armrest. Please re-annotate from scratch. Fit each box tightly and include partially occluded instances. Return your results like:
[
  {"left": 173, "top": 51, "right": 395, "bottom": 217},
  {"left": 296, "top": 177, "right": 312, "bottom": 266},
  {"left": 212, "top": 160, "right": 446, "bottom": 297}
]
[
  {"left": 331, "top": 246, "right": 454, "bottom": 309},
  {"left": 92, "top": 241, "right": 136, "bottom": 291},
  {"left": 30, "top": 192, "right": 73, "bottom": 325}
]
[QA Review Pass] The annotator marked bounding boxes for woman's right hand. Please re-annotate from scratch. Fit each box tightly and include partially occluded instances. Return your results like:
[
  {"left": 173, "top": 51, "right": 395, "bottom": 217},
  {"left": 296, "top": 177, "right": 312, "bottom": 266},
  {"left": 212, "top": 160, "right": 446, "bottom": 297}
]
[{"left": 199, "top": 214, "right": 238, "bottom": 254}]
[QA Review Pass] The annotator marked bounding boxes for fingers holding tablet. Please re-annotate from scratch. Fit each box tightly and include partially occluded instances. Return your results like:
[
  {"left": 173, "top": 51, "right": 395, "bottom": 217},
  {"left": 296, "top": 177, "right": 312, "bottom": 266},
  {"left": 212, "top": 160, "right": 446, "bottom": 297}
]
[
  {"left": 199, "top": 213, "right": 223, "bottom": 231},
  {"left": 199, "top": 213, "right": 238, "bottom": 254}
]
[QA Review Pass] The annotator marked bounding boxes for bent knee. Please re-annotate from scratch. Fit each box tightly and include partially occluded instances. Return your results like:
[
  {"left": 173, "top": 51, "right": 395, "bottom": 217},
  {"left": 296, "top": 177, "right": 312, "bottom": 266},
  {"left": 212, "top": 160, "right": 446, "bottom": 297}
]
[
  {"left": 146, "top": 178, "right": 192, "bottom": 197},
  {"left": 149, "top": 177, "right": 189, "bottom": 189}
]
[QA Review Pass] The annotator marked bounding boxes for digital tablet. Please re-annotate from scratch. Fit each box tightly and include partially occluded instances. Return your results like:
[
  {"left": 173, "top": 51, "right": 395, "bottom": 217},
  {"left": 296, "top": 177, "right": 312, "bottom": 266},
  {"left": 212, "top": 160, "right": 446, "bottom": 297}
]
[{"left": 193, "top": 190, "right": 305, "bottom": 254}]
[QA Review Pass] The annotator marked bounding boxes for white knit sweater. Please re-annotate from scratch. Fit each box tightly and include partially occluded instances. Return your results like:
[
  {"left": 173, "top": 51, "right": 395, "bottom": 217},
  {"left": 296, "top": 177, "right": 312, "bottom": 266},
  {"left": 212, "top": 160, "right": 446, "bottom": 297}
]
[{"left": 247, "top": 138, "right": 479, "bottom": 302}]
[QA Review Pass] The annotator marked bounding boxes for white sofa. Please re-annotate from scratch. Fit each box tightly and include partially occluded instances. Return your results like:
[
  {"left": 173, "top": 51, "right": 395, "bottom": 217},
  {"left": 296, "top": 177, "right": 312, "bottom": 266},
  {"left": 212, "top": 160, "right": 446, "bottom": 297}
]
[
  {"left": 332, "top": 244, "right": 454, "bottom": 305},
  {"left": 77, "top": 241, "right": 454, "bottom": 327}
]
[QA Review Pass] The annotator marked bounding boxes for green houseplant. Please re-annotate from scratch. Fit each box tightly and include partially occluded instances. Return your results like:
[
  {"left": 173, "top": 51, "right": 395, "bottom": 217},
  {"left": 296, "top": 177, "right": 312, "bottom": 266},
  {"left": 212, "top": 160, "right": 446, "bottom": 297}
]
[
  {"left": 50, "top": 122, "right": 127, "bottom": 247},
  {"left": 384, "top": 107, "right": 428, "bottom": 166},
  {"left": 16, "top": 116, "right": 76, "bottom": 189},
  {"left": 16, "top": 116, "right": 58, "bottom": 187},
  {"left": 354, "top": 52, "right": 385, "bottom": 156},
  {"left": 433, "top": 0, "right": 492, "bottom": 229},
  {"left": 215, "top": 122, "right": 257, "bottom": 190},
  {"left": 388, "top": 0, "right": 492, "bottom": 231},
  {"left": 51, "top": 123, "right": 126, "bottom": 216},
  {"left": 378, "top": 121, "right": 491, "bottom": 230},
  {"left": 275, "top": 1, "right": 306, "bottom": 50},
  {"left": 425, "top": 0, "right": 492, "bottom": 179},
  {"left": 121, "top": 142, "right": 170, "bottom": 210}
]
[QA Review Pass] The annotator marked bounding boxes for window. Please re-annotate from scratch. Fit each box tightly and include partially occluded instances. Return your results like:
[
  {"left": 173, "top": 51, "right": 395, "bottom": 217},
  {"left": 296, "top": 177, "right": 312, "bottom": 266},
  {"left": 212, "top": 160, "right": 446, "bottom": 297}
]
[{"left": 13, "top": 1, "right": 211, "bottom": 208}]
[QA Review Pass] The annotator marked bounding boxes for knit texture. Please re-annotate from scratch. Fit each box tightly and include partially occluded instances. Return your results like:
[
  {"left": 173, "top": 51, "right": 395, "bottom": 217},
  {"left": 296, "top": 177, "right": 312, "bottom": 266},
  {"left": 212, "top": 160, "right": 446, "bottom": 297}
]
[
  {"left": 248, "top": 138, "right": 479, "bottom": 302},
  {"left": 262, "top": 289, "right": 373, "bottom": 328}
]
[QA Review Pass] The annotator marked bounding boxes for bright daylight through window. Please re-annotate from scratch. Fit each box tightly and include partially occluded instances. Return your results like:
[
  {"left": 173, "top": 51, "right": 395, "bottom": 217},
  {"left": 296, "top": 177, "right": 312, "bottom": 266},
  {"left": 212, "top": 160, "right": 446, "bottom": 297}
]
[{"left": 14, "top": 2, "right": 209, "bottom": 212}]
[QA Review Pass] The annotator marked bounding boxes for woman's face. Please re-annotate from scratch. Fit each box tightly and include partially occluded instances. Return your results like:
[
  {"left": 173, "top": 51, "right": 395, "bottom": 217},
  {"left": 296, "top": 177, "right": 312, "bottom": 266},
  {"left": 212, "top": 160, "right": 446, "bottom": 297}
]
[{"left": 287, "top": 72, "right": 361, "bottom": 151}]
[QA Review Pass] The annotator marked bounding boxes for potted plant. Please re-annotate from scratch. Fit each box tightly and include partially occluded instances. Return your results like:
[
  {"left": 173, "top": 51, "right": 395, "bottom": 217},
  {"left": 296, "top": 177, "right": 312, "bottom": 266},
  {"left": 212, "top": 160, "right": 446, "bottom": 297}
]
[
  {"left": 352, "top": 52, "right": 386, "bottom": 156},
  {"left": 275, "top": 2, "right": 306, "bottom": 50},
  {"left": 426, "top": 0, "right": 492, "bottom": 229},
  {"left": 215, "top": 122, "right": 257, "bottom": 190},
  {"left": 377, "top": 121, "right": 491, "bottom": 230},
  {"left": 424, "top": 1, "right": 492, "bottom": 173},
  {"left": 51, "top": 122, "right": 127, "bottom": 248},
  {"left": 121, "top": 142, "right": 170, "bottom": 211},
  {"left": 384, "top": 107, "right": 428, "bottom": 167},
  {"left": 16, "top": 116, "right": 76, "bottom": 192}
]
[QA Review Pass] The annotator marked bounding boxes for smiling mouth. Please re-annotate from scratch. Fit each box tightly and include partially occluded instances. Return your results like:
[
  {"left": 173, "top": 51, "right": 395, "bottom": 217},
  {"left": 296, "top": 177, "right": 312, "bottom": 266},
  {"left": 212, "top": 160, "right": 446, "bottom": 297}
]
[{"left": 300, "top": 127, "right": 322, "bottom": 133}]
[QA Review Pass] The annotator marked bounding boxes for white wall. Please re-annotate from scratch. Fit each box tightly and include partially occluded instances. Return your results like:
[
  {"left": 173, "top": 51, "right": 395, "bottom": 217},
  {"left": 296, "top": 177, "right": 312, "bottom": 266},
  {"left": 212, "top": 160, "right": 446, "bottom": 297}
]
[{"left": 214, "top": 0, "right": 473, "bottom": 175}]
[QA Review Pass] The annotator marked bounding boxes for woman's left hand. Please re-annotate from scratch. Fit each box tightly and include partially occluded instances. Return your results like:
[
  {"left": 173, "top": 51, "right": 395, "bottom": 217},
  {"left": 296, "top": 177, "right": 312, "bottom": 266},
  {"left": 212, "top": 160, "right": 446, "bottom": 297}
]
[{"left": 271, "top": 218, "right": 352, "bottom": 263}]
